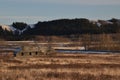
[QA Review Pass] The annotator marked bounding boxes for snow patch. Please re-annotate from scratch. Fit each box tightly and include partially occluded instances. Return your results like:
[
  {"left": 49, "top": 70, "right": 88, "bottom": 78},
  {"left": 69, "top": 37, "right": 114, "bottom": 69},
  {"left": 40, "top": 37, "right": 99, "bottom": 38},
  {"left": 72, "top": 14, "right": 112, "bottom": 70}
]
[
  {"left": 97, "top": 22, "right": 102, "bottom": 27},
  {"left": 21, "top": 26, "right": 29, "bottom": 33},
  {"left": 0, "top": 24, "right": 12, "bottom": 31},
  {"left": 106, "top": 21, "right": 113, "bottom": 24},
  {"left": 9, "top": 25, "right": 17, "bottom": 31},
  {"left": 29, "top": 24, "right": 35, "bottom": 28}
]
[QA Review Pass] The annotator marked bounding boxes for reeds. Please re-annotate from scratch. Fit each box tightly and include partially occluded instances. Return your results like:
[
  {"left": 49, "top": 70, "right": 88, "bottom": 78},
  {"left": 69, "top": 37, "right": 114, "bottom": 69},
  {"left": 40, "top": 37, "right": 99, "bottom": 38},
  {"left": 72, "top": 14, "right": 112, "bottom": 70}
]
[{"left": 0, "top": 54, "right": 120, "bottom": 80}]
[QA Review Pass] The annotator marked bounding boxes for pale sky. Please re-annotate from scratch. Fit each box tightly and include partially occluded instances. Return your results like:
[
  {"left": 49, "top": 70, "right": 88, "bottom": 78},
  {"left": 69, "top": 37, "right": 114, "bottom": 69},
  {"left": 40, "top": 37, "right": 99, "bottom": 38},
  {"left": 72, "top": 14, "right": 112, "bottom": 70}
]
[{"left": 0, "top": 0, "right": 120, "bottom": 24}]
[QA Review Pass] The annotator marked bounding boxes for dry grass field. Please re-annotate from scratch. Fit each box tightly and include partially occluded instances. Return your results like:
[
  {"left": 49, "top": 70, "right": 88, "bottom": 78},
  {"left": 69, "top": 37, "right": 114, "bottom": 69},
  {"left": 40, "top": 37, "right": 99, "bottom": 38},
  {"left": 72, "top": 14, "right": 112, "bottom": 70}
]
[{"left": 0, "top": 53, "right": 120, "bottom": 80}]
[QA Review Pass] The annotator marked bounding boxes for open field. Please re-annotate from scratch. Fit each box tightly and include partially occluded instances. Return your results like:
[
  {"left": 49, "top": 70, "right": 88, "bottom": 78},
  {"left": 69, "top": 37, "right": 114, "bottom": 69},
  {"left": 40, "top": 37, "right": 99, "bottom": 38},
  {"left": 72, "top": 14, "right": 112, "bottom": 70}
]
[{"left": 0, "top": 53, "right": 120, "bottom": 80}]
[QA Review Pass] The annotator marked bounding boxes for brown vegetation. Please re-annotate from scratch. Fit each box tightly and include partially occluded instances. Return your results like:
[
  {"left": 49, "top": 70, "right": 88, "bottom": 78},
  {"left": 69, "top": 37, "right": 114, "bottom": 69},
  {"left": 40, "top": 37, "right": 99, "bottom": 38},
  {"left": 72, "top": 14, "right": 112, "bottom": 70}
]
[{"left": 0, "top": 53, "right": 120, "bottom": 80}]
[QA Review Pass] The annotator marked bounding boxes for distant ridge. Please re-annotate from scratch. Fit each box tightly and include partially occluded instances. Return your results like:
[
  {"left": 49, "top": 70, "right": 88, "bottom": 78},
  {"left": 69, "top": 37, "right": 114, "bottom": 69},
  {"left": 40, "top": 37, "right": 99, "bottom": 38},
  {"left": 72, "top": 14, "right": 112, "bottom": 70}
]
[{"left": 0, "top": 18, "right": 120, "bottom": 36}]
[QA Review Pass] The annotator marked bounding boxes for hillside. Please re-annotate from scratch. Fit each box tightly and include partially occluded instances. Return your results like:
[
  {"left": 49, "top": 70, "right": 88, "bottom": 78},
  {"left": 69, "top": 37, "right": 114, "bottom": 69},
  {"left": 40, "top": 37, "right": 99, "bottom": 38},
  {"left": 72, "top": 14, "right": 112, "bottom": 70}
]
[{"left": 0, "top": 18, "right": 120, "bottom": 40}]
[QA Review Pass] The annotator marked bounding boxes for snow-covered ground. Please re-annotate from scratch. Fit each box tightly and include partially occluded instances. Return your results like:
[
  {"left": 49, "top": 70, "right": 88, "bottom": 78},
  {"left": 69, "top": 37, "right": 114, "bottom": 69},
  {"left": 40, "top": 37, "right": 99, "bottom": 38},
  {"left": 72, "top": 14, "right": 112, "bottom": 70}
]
[
  {"left": 0, "top": 24, "right": 12, "bottom": 31},
  {"left": 90, "top": 20, "right": 114, "bottom": 27},
  {"left": 97, "top": 22, "right": 101, "bottom": 27},
  {"left": 29, "top": 24, "right": 35, "bottom": 28},
  {"left": 9, "top": 25, "right": 17, "bottom": 31}
]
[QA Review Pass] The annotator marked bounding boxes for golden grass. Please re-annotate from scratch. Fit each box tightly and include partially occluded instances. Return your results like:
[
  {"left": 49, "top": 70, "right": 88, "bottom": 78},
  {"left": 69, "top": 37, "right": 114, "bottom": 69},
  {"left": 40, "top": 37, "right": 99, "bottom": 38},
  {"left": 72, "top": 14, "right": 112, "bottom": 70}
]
[{"left": 0, "top": 53, "right": 120, "bottom": 80}]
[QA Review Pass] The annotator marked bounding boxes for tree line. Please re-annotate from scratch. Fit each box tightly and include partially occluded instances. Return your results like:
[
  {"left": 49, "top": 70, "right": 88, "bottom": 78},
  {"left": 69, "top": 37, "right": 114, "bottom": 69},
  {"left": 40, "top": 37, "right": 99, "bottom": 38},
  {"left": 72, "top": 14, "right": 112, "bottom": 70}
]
[
  {"left": 0, "top": 18, "right": 120, "bottom": 40},
  {"left": 24, "top": 18, "right": 120, "bottom": 35}
]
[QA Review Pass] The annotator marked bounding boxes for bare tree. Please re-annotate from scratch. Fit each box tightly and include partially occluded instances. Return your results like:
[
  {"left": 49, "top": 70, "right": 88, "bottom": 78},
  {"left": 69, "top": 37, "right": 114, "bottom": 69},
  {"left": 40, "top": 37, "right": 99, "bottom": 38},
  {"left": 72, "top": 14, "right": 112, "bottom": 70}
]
[{"left": 81, "top": 34, "right": 91, "bottom": 50}]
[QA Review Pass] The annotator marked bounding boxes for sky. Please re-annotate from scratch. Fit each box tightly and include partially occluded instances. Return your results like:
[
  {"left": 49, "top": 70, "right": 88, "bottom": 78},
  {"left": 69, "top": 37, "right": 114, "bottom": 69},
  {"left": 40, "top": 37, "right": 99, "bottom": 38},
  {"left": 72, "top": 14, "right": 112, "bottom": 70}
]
[{"left": 0, "top": 0, "right": 120, "bottom": 24}]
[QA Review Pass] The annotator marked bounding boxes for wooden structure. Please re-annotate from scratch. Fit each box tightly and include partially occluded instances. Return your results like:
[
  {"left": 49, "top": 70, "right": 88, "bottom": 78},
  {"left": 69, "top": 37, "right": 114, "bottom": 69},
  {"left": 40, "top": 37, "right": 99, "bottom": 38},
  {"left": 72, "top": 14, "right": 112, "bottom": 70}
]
[{"left": 16, "top": 45, "right": 55, "bottom": 56}]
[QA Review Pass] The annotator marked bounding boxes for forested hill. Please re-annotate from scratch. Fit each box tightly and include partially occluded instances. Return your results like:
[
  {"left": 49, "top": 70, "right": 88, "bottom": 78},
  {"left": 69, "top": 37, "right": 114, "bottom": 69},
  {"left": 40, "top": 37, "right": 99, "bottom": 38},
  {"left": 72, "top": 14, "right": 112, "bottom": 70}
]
[
  {"left": 23, "top": 18, "right": 120, "bottom": 35},
  {"left": 0, "top": 18, "right": 120, "bottom": 37}
]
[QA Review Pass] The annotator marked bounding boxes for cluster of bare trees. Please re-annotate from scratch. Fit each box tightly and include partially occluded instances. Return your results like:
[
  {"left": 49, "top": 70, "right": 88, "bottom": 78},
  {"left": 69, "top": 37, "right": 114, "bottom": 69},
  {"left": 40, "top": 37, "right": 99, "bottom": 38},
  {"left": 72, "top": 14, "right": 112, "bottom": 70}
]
[{"left": 73, "top": 34, "right": 120, "bottom": 51}]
